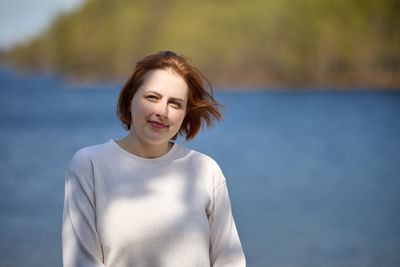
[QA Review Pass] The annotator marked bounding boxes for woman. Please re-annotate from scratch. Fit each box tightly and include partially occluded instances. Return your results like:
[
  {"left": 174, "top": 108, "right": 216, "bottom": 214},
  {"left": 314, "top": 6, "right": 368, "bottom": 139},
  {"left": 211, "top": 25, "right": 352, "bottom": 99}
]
[{"left": 62, "top": 51, "right": 245, "bottom": 267}]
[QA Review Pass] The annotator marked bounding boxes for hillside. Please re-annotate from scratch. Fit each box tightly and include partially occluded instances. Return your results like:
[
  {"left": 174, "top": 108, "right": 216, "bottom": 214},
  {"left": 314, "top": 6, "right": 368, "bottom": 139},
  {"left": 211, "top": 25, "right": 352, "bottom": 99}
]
[{"left": 5, "top": 0, "right": 400, "bottom": 88}]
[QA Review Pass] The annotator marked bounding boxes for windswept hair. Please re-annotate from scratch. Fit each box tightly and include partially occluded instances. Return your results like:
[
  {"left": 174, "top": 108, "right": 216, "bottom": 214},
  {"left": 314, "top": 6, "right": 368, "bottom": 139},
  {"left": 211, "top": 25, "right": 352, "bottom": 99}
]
[{"left": 117, "top": 51, "right": 223, "bottom": 140}]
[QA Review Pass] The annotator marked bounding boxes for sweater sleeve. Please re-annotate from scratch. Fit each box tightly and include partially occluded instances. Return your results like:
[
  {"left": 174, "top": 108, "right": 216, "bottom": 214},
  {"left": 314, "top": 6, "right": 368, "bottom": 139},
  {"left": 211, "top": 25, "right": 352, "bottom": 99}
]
[
  {"left": 62, "top": 161, "right": 105, "bottom": 266},
  {"left": 209, "top": 173, "right": 246, "bottom": 267}
]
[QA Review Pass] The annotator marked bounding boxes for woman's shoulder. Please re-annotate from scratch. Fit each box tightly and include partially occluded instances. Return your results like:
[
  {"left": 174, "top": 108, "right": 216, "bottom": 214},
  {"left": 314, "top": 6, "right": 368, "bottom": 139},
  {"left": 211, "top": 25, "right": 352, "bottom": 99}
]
[
  {"left": 177, "top": 145, "right": 218, "bottom": 166},
  {"left": 68, "top": 140, "right": 113, "bottom": 173},
  {"left": 72, "top": 140, "right": 112, "bottom": 159},
  {"left": 177, "top": 144, "right": 225, "bottom": 179}
]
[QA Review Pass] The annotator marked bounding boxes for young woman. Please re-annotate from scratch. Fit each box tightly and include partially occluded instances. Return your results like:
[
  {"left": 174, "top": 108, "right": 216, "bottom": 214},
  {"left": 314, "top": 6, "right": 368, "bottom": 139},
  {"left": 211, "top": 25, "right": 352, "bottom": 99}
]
[{"left": 62, "top": 51, "right": 245, "bottom": 267}]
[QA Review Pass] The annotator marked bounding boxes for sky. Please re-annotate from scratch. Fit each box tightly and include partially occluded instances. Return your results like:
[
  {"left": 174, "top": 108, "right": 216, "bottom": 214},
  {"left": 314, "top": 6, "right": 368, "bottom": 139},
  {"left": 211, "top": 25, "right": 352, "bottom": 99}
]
[{"left": 0, "top": 0, "right": 85, "bottom": 49}]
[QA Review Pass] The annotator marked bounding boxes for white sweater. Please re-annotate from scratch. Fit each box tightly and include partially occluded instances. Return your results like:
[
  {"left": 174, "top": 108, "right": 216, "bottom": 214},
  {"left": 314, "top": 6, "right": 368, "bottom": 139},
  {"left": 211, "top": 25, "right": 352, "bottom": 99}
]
[{"left": 62, "top": 140, "right": 245, "bottom": 267}]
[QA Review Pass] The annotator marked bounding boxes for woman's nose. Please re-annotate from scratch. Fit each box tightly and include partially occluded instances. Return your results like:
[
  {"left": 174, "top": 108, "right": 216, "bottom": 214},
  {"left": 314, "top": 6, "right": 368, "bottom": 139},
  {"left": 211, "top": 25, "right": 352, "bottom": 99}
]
[{"left": 155, "top": 102, "right": 168, "bottom": 118}]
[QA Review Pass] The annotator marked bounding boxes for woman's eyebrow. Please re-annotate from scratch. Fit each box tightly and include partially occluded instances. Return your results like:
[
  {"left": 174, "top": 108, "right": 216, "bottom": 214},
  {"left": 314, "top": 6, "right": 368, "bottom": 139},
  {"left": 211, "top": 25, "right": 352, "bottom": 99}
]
[
  {"left": 146, "top": 90, "right": 161, "bottom": 96},
  {"left": 146, "top": 90, "right": 185, "bottom": 102},
  {"left": 169, "top": 97, "right": 185, "bottom": 102}
]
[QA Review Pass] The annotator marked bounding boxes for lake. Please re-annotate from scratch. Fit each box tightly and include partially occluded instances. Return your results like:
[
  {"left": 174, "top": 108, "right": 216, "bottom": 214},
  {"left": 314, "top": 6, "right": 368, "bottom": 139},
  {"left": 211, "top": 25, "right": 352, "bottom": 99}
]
[{"left": 0, "top": 68, "right": 399, "bottom": 266}]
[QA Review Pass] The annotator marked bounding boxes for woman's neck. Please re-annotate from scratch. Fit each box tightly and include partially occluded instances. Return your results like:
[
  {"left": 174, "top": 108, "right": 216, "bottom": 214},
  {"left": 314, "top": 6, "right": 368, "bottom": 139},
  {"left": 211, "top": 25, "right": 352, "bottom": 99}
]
[{"left": 116, "top": 133, "right": 172, "bottom": 159}]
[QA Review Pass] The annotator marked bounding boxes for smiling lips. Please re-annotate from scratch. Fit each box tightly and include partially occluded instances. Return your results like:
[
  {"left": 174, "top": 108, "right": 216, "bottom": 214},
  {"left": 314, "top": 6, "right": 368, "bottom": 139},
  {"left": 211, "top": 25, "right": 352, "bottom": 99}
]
[{"left": 148, "top": 120, "right": 168, "bottom": 129}]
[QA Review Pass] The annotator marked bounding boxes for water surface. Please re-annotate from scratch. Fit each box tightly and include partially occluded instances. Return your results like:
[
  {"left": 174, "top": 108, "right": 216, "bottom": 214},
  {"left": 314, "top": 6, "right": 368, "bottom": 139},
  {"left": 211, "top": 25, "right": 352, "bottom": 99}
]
[{"left": 0, "top": 69, "right": 399, "bottom": 266}]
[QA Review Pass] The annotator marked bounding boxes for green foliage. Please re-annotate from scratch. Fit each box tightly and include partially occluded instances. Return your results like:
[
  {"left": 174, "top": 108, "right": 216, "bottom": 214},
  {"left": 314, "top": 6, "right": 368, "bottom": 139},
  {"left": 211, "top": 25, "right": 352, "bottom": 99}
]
[{"left": 7, "top": 0, "right": 400, "bottom": 88}]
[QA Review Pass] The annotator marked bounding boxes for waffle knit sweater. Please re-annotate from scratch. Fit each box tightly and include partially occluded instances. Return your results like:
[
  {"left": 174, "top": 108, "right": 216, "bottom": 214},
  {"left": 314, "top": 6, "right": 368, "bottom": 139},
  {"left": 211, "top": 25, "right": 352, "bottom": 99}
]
[{"left": 62, "top": 140, "right": 245, "bottom": 267}]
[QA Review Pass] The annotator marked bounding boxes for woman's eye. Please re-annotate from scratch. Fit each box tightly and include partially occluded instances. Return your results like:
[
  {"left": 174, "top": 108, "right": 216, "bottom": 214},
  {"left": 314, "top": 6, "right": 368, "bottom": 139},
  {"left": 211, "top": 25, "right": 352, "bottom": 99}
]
[
  {"left": 146, "top": 95, "right": 158, "bottom": 100},
  {"left": 169, "top": 101, "right": 182, "bottom": 109}
]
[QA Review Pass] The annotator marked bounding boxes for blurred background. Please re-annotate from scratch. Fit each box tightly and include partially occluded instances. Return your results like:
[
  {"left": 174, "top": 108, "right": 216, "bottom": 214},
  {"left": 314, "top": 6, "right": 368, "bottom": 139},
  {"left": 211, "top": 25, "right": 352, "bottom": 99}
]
[{"left": 0, "top": 0, "right": 399, "bottom": 266}]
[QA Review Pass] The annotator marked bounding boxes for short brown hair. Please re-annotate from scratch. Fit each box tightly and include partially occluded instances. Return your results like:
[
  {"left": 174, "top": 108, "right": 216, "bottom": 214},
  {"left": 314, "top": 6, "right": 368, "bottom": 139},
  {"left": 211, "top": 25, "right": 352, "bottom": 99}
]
[{"left": 117, "top": 51, "right": 223, "bottom": 141}]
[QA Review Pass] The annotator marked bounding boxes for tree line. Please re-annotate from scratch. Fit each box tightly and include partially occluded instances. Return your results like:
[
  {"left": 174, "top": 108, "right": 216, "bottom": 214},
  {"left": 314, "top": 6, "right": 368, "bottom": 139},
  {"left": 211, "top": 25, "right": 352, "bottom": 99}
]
[{"left": 5, "top": 0, "right": 400, "bottom": 88}]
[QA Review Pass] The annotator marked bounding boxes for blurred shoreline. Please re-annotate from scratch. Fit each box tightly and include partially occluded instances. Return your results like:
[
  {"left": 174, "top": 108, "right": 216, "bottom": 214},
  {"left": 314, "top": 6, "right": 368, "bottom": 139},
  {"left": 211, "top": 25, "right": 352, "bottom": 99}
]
[
  {"left": 1, "top": 63, "right": 398, "bottom": 92},
  {"left": 1, "top": 0, "right": 399, "bottom": 90}
]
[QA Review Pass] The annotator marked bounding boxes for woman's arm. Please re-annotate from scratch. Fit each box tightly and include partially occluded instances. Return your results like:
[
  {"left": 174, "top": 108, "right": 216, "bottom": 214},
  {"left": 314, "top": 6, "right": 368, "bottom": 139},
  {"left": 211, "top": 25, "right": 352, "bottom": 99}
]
[
  {"left": 62, "top": 168, "right": 105, "bottom": 267},
  {"left": 209, "top": 178, "right": 246, "bottom": 267}
]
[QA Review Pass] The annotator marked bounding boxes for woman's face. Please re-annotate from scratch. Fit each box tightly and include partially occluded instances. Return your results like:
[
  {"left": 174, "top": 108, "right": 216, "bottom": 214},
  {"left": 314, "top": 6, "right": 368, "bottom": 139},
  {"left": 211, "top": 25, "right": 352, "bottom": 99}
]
[{"left": 129, "top": 68, "right": 188, "bottom": 147}]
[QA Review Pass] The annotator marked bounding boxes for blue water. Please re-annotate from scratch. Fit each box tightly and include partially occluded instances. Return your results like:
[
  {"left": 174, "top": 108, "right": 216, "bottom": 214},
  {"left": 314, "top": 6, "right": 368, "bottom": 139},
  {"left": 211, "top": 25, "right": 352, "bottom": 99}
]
[{"left": 0, "top": 68, "right": 399, "bottom": 266}]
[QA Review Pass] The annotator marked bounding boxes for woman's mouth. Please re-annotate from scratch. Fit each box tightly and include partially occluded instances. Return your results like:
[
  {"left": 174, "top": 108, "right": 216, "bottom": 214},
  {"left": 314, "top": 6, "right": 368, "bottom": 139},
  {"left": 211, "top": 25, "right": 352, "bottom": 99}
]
[{"left": 149, "top": 120, "right": 168, "bottom": 129}]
